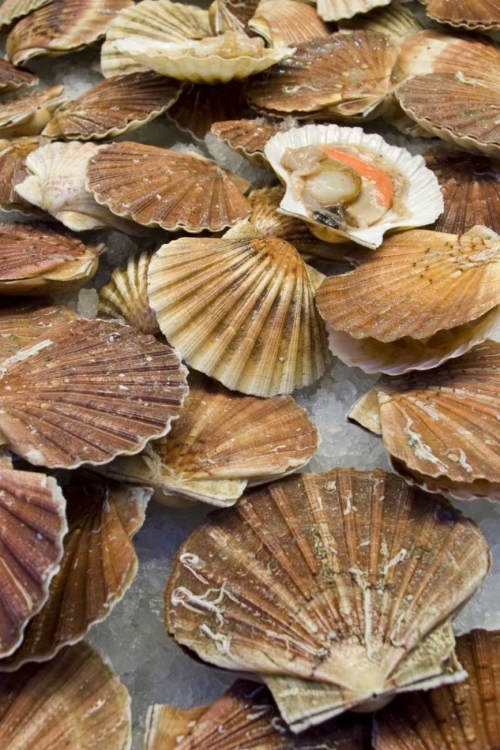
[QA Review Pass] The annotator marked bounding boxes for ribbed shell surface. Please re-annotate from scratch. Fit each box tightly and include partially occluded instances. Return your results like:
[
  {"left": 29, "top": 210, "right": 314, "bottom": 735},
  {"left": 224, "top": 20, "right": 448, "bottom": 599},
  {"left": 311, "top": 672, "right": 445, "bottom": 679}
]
[{"left": 98, "top": 251, "right": 159, "bottom": 335}]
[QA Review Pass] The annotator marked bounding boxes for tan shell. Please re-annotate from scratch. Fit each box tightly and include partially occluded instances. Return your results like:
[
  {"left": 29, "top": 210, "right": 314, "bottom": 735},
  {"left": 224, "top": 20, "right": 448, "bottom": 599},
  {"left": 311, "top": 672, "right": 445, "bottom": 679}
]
[
  {"left": 0, "top": 299, "right": 77, "bottom": 362},
  {"left": 208, "top": 0, "right": 259, "bottom": 35},
  {"left": 102, "top": 371, "right": 319, "bottom": 507},
  {"left": 316, "top": 0, "right": 391, "bottom": 22},
  {"left": 101, "top": 0, "right": 211, "bottom": 79},
  {"left": 0, "top": 643, "right": 131, "bottom": 749},
  {"left": 6, "top": 0, "right": 133, "bottom": 66},
  {"left": 15, "top": 141, "right": 144, "bottom": 234},
  {"left": 167, "top": 81, "right": 246, "bottom": 140},
  {"left": 165, "top": 468, "right": 489, "bottom": 727},
  {"left": 0, "top": 59, "right": 37, "bottom": 93},
  {"left": 210, "top": 118, "right": 292, "bottom": 166},
  {"left": 396, "top": 30, "right": 489, "bottom": 80},
  {"left": 338, "top": 1, "right": 422, "bottom": 41},
  {"left": 422, "top": 0, "right": 500, "bottom": 31},
  {"left": 247, "top": 31, "right": 400, "bottom": 120},
  {"left": 43, "top": 72, "right": 181, "bottom": 141},
  {"left": 1, "top": 475, "right": 150, "bottom": 670},
  {"left": 148, "top": 236, "right": 330, "bottom": 397},
  {"left": 0, "top": 0, "right": 52, "bottom": 31},
  {"left": 0, "top": 223, "right": 100, "bottom": 296},
  {"left": 145, "top": 681, "right": 372, "bottom": 749},
  {"left": 98, "top": 251, "right": 159, "bottom": 335},
  {"left": 0, "top": 467, "right": 66, "bottom": 657},
  {"left": 0, "top": 86, "right": 66, "bottom": 140},
  {"left": 0, "top": 318, "right": 188, "bottom": 469},
  {"left": 86, "top": 141, "right": 251, "bottom": 233},
  {"left": 248, "top": 0, "right": 330, "bottom": 48},
  {"left": 0, "top": 137, "right": 44, "bottom": 214},
  {"left": 374, "top": 629, "right": 500, "bottom": 748}
]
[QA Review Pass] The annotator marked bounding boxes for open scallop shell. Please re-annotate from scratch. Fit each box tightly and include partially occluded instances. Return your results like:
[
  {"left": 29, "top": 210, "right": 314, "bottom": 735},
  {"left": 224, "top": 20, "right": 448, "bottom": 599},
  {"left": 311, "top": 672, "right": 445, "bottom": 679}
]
[
  {"left": 0, "top": 222, "right": 100, "bottom": 296},
  {"left": 0, "top": 318, "right": 188, "bottom": 469},
  {"left": 167, "top": 82, "right": 247, "bottom": 140},
  {"left": 0, "top": 299, "right": 76, "bottom": 362},
  {"left": 421, "top": 0, "right": 500, "bottom": 31},
  {"left": 0, "top": 0, "right": 52, "bottom": 31},
  {"left": 338, "top": 2, "right": 422, "bottom": 41},
  {"left": 0, "top": 642, "right": 131, "bottom": 749},
  {"left": 0, "top": 59, "right": 37, "bottom": 93},
  {"left": 43, "top": 72, "right": 181, "bottom": 141},
  {"left": 208, "top": 0, "right": 259, "bottom": 35},
  {"left": 265, "top": 124, "right": 443, "bottom": 248},
  {"left": 248, "top": 1, "right": 330, "bottom": 48},
  {"left": 86, "top": 141, "right": 251, "bottom": 233},
  {"left": 165, "top": 468, "right": 489, "bottom": 726},
  {"left": 101, "top": 371, "right": 319, "bottom": 507},
  {"left": 0, "top": 475, "right": 150, "bottom": 670},
  {"left": 0, "top": 466, "right": 66, "bottom": 657},
  {"left": 101, "top": 0, "right": 211, "bottom": 79},
  {"left": 0, "top": 86, "right": 66, "bottom": 140},
  {"left": 6, "top": 0, "right": 133, "bottom": 66},
  {"left": 316, "top": 0, "right": 391, "bottom": 22},
  {"left": 148, "top": 235, "right": 330, "bottom": 397},
  {"left": 0, "top": 137, "right": 44, "bottom": 214},
  {"left": 98, "top": 251, "right": 159, "bottom": 335},
  {"left": 374, "top": 629, "right": 500, "bottom": 748},
  {"left": 210, "top": 118, "right": 293, "bottom": 166}
]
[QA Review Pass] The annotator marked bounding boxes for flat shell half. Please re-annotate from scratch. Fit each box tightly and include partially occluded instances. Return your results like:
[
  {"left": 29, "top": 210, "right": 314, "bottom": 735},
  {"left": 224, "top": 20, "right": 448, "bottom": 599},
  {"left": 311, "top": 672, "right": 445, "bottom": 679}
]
[
  {"left": 210, "top": 118, "right": 291, "bottom": 166},
  {"left": 0, "top": 0, "right": 52, "bottom": 31},
  {"left": 338, "top": 2, "right": 422, "bottom": 41},
  {"left": 0, "top": 137, "right": 44, "bottom": 214},
  {"left": 248, "top": 0, "right": 330, "bottom": 48},
  {"left": 167, "top": 81, "right": 247, "bottom": 140},
  {"left": 0, "top": 299, "right": 76, "bottom": 362},
  {"left": 422, "top": 0, "right": 500, "bottom": 31},
  {"left": 316, "top": 0, "right": 391, "bottom": 22},
  {"left": 208, "top": 0, "right": 259, "bottom": 35},
  {"left": 0, "top": 59, "right": 37, "bottom": 93},
  {"left": 0, "top": 86, "right": 66, "bottom": 140}
]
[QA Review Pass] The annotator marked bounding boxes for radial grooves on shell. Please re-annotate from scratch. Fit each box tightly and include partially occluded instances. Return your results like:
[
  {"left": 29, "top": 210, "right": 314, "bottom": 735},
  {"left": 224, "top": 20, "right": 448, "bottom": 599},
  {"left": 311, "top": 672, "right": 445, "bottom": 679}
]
[
  {"left": 167, "top": 82, "right": 246, "bottom": 140},
  {"left": 98, "top": 251, "right": 159, "bottom": 334},
  {"left": 248, "top": 187, "right": 320, "bottom": 255},
  {"left": 317, "top": 0, "right": 391, "bottom": 22},
  {"left": 425, "top": 0, "right": 500, "bottom": 30},
  {"left": 0, "top": 138, "right": 41, "bottom": 213},
  {"left": 0, "top": 300, "right": 76, "bottom": 361},
  {"left": 249, "top": 0, "right": 329, "bottom": 47},
  {"left": 211, "top": 119, "right": 282, "bottom": 157},
  {"left": 0, "top": 59, "right": 37, "bottom": 92},
  {"left": 0, "top": 0, "right": 52, "bottom": 30},
  {"left": 0, "top": 86, "right": 64, "bottom": 128}
]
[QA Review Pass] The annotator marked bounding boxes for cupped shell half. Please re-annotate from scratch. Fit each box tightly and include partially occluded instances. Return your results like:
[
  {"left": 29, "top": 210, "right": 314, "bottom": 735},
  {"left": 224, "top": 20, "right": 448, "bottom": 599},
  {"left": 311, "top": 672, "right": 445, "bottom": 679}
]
[
  {"left": 248, "top": 0, "right": 330, "bottom": 48},
  {"left": 316, "top": 0, "right": 391, "bottom": 22},
  {"left": 265, "top": 123, "right": 443, "bottom": 248},
  {"left": 0, "top": 222, "right": 100, "bottom": 295},
  {"left": 0, "top": 0, "right": 52, "bottom": 31},
  {"left": 0, "top": 137, "right": 44, "bottom": 214},
  {"left": 43, "top": 72, "right": 181, "bottom": 141},
  {"left": 374, "top": 629, "right": 500, "bottom": 748},
  {"left": 165, "top": 468, "right": 489, "bottom": 727},
  {"left": 0, "top": 466, "right": 66, "bottom": 658},
  {"left": 0, "top": 86, "right": 66, "bottom": 140},
  {"left": 147, "top": 235, "right": 330, "bottom": 397},
  {"left": 0, "top": 474, "right": 150, "bottom": 670},
  {"left": 208, "top": 0, "right": 258, "bottom": 35},
  {"left": 0, "top": 299, "right": 76, "bottom": 362},
  {"left": 421, "top": 0, "right": 500, "bottom": 31},
  {"left": 0, "top": 642, "right": 131, "bottom": 749},
  {"left": 338, "top": 1, "right": 422, "bottom": 41},
  {"left": 98, "top": 251, "right": 159, "bottom": 335},
  {"left": 0, "top": 59, "right": 37, "bottom": 93},
  {"left": 86, "top": 141, "right": 251, "bottom": 233},
  {"left": 0, "top": 318, "right": 188, "bottom": 469}
]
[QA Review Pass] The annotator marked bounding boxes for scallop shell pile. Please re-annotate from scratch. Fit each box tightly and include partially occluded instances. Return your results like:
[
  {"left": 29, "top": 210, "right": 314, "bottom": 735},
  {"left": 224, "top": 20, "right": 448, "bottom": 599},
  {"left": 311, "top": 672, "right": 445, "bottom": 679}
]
[{"left": 1, "top": 0, "right": 500, "bottom": 747}]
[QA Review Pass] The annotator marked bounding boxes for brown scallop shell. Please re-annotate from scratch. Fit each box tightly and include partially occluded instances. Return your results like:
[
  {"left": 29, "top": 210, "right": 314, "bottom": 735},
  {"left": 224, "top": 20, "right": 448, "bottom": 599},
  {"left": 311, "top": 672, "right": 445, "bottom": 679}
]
[
  {"left": 167, "top": 81, "right": 247, "bottom": 140},
  {"left": 0, "top": 223, "right": 100, "bottom": 296},
  {"left": 208, "top": 0, "right": 259, "bottom": 35},
  {"left": 0, "top": 466, "right": 66, "bottom": 657},
  {"left": 98, "top": 251, "right": 159, "bottom": 335},
  {"left": 374, "top": 629, "right": 500, "bottom": 748},
  {"left": 0, "top": 86, "right": 66, "bottom": 140},
  {"left": 0, "top": 318, "right": 188, "bottom": 469},
  {"left": 248, "top": 0, "right": 330, "bottom": 48},
  {"left": 86, "top": 141, "right": 251, "bottom": 233},
  {"left": 0, "top": 137, "right": 44, "bottom": 214},
  {"left": 0, "top": 299, "right": 77, "bottom": 362},
  {"left": 210, "top": 118, "right": 290, "bottom": 166},
  {"left": 148, "top": 236, "right": 329, "bottom": 397},
  {"left": 0, "top": 642, "right": 131, "bottom": 749},
  {"left": 397, "top": 30, "right": 491, "bottom": 80},
  {"left": 0, "top": 59, "right": 37, "bottom": 93},
  {"left": 338, "top": 1, "right": 422, "bottom": 41},
  {"left": 422, "top": 0, "right": 500, "bottom": 31},
  {"left": 6, "top": 0, "right": 133, "bottom": 66},
  {"left": 0, "top": 475, "right": 150, "bottom": 670},
  {"left": 165, "top": 468, "right": 489, "bottom": 728},
  {"left": 247, "top": 31, "right": 400, "bottom": 120},
  {"left": 0, "top": 0, "right": 52, "bottom": 31},
  {"left": 316, "top": 0, "right": 391, "bottom": 22},
  {"left": 43, "top": 72, "right": 181, "bottom": 141}
]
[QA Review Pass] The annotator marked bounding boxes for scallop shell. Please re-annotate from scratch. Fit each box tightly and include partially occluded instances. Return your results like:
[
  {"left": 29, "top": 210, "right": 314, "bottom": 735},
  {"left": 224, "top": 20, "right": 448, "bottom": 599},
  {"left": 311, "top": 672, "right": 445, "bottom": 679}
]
[
  {"left": 248, "top": 1, "right": 330, "bottom": 48},
  {"left": 0, "top": 466, "right": 66, "bottom": 657},
  {"left": 0, "top": 86, "right": 66, "bottom": 140},
  {"left": 6, "top": 0, "right": 133, "bottom": 66},
  {"left": 0, "top": 137, "right": 44, "bottom": 214},
  {"left": 374, "top": 629, "right": 500, "bottom": 748},
  {"left": 265, "top": 124, "right": 443, "bottom": 248},
  {"left": 422, "top": 0, "right": 500, "bottom": 31},
  {"left": 210, "top": 118, "right": 291, "bottom": 166},
  {"left": 98, "top": 251, "right": 159, "bottom": 335},
  {"left": 167, "top": 82, "right": 246, "bottom": 140},
  {"left": 85, "top": 141, "right": 251, "bottom": 233},
  {"left": 338, "top": 1, "right": 422, "bottom": 41},
  {"left": 316, "top": 0, "right": 391, "bottom": 22},
  {"left": 0, "top": 643, "right": 131, "bottom": 749},
  {"left": 0, "top": 222, "right": 100, "bottom": 296},
  {"left": 0, "top": 318, "right": 188, "bottom": 469},
  {"left": 208, "top": 0, "right": 259, "bottom": 35},
  {"left": 348, "top": 387, "right": 382, "bottom": 435},
  {"left": 43, "top": 72, "right": 181, "bottom": 141},
  {"left": 101, "top": 0, "right": 211, "bottom": 79},
  {"left": 0, "top": 299, "right": 76, "bottom": 362},
  {"left": 15, "top": 141, "right": 144, "bottom": 234},
  {"left": 1, "top": 475, "right": 151, "bottom": 670},
  {"left": 396, "top": 30, "right": 490, "bottom": 80},
  {"left": 102, "top": 371, "right": 319, "bottom": 507},
  {"left": 165, "top": 468, "right": 489, "bottom": 726},
  {"left": 0, "top": 59, "right": 37, "bottom": 93},
  {"left": 148, "top": 236, "right": 330, "bottom": 397},
  {"left": 0, "top": 0, "right": 52, "bottom": 31},
  {"left": 247, "top": 32, "right": 400, "bottom": 120}
]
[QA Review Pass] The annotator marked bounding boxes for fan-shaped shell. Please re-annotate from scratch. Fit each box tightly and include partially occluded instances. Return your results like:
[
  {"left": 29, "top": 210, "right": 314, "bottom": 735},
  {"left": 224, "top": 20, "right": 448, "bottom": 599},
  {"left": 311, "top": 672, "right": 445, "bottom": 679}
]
[
  {"left": 167, "top": 82, "right": 246, "bottom": 140},
  {"left": 0, "top": 299, "right": 76, "bottom": 362},
  {"left": 6, "top": 0, "right": 133, "bottom": 66},
  {"left": 211, "top": 118, "right": 291, "bottom": 166},
  {"left": 248, "top": 1, "right": 330, "bottom": 48},
  {"left": 98, "top": 251, "right": 159, "bottom": 335},
  {"left": 374, "top": 629, "right": 500, "bottom": 748},
  {"left": 338, "top": 1, "right": 422, "bottom": 41},
  {"left": 148, "top": 236, "right": 330, "bottom": 397},
  {"left": 0, "top": 467, "right": 66, "bottom": 657},
  {"left": 86, "top": 141, "right": 251, "bottom": 233},
  {"left": 208, "top": 0, "right": 258, "bottom": 35},
  {"left": 0, "top": 86, "right": 66, "bottom": 140},
  {"left": 0, "top": 475, "right": 150, "bottom": 670},
  {"left": 0, "top": 137, "right": 44, "bottom": 214},
  {"left": 0, "top": 318, "right": 188, "bottom": 469},
  {"left": 0, "top": 222, "right": 100, "bottom": 295},
  {"left": 0, "top": 59, "right": 37, "bottom": 93},
  {"left": 165, "top": 468, "right": 489, "bottom": 726},
  {"left": 0, "top": 0, "right": 51, "bottom": 31},
  {"left": 43, "top": 72, "right": 181, "bottom": 141},
  {"left": 316, "top": 0, "right": 391, "bottom": 22},
  {"left": 0, "top": 642, "right": 131, "bottom": 749},
  {"left": 101, "top": 0, "right": 210, "bottom": 79},
  {"left": 422, "top": 0, "right": 500, "bottom": 31},
  {"left": 397, "top": 30, "right": 493, "bottom": 80}
]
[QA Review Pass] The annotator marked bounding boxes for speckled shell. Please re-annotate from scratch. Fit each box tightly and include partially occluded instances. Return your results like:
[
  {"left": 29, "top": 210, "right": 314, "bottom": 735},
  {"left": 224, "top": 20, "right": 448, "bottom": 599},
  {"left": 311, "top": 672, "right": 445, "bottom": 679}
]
[
  {"left": 98, "top": 251, "right": 159, "bottom": 335},
  {"left": 0, "top": 223, "right": 100, "bottom": 296},
  {"left": 0, "top": 467, "right": 66, "bottom": 657},
  {"left": 374, "top": 629, "right": 500, "bottom": 748},
  {"left": 265, "top": 124, "right": 443, "bottom": 248},
  {"left": 0, "top": 643, "right": 131, "bottom": 749},
  {"left": 86, "top": 141, "right": 251, "bottom": 233},
  {"left": 167, "top": 82, "right": 246, "bottom": 140},
  {"left": 0, "top": 0, "right": 52, "bottom": 31},
  {"left": 0, "top": 137, "right": 44, "bottom": 214},
  {"left": 208, "top": 0, "right": 259, "bottom": 34},
  {"left": 422, "top": 0, "right": 500, "bottom": 31},
  {"left": 0, "top": 318, "right": 188, "bottom": 469},
  {"left": 248, "top": 0, "right": 330, "bottom": 48},
  {"left": 0, "top": 59, "right": 37, "bottom": 93},
  {"left": 43, "top": 72, "right": 181, "bottom": 141},
  {"left": 6, "top": 0, "right": 133, "bottom": 66},
  {"left": 338, "top": 2, "right": 422, "bottom": 41},
  {"left": 0, "top": 299, "right": 77, "bottom": 362},
  {"left": 165, "top": 468, "right": 489, "bottom": 727},
  {"left": 210, "top": 118, "right": 291, "bottom": 165},
  {"left": 0, "top": 475, "right": 150, "bottom": 670},
  {"left": 0, "top": 86, "right": 66, "bottom": 140},
  {"left": 101, "top": 0, "right": 211, "bottom": 79},
  {"left": 316, "top": 0, "right": 390, "bottom": 21},
  {"left": 148, "top": 236, "right": 330, "bottom": 397},
  {"left": 247, "top": 32, "right": 400, "bottom": 120}
]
